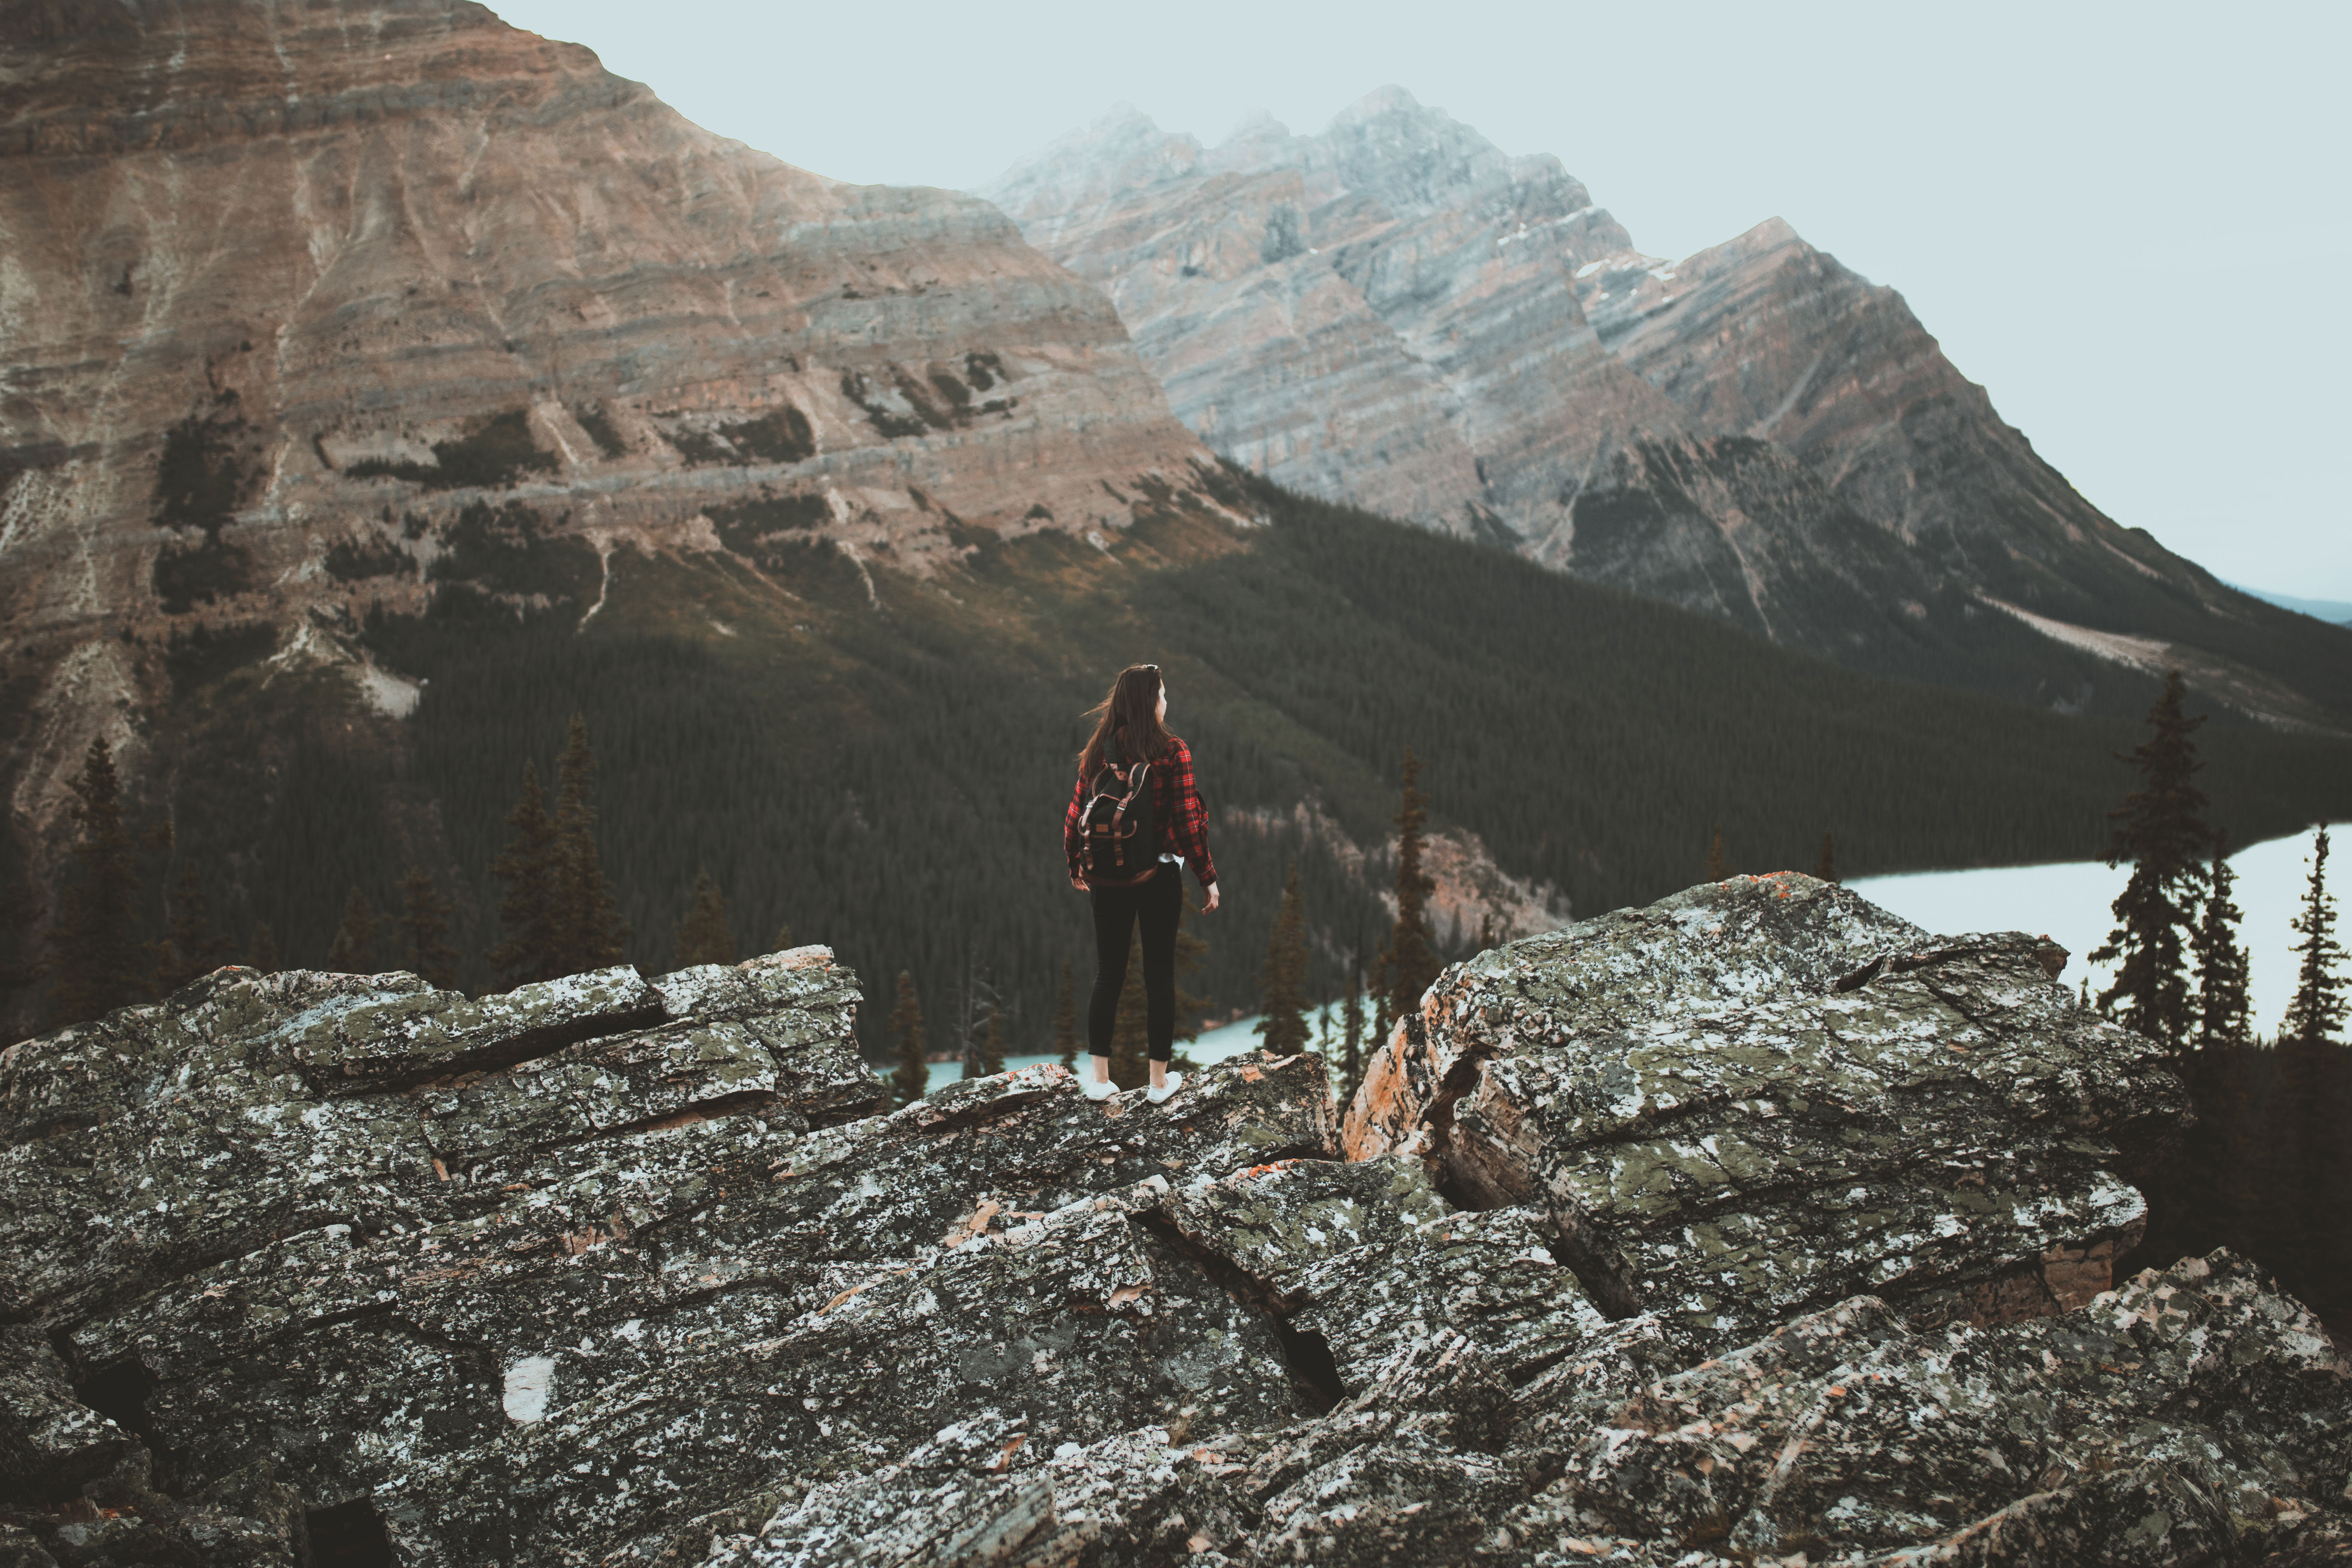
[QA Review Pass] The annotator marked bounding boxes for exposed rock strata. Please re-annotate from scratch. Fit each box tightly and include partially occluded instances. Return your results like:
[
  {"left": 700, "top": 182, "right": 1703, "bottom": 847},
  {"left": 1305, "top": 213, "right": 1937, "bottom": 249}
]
[
  {"left": 986, "top": 93, "right": 2352, "bottom": 725},
  {"left": 0, "top": 0, "right": 1228, "bottom": 835},
  {"left": 1347, "top": 872, "right": 2182, "bottom": 1352},
  {"left": 4, "top": 880, "right": 2347, "bottom": 1566}
]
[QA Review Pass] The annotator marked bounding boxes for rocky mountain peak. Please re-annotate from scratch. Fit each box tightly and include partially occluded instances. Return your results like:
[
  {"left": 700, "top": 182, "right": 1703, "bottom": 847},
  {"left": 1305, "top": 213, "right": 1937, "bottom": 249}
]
[
  {"left": 985, "top": 91, "right": 2352, "bottom": 726},
  {"left": 0, "top": 0, "right": 1234, "bottom": 842}
]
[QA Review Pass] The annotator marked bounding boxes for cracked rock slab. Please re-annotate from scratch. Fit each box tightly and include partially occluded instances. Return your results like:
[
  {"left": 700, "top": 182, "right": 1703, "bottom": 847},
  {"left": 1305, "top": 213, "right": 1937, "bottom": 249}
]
[{"left": 1347, "top": 873, "right": 2189, "bottom": 1353}]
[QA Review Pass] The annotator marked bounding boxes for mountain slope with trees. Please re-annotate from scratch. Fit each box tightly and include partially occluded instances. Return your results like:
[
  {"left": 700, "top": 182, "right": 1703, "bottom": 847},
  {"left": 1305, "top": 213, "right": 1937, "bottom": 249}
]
[{"left": 13, "top": 471, "right": 2348, "bottom": 1055}]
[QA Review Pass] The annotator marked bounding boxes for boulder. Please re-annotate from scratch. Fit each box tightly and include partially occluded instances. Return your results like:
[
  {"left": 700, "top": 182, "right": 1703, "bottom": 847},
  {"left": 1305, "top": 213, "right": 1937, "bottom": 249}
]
[
  {"left": 4, "top": 889, "right": 2345, "bottom": 1568},
  {"left": 1348, "top": 872, "right": 2187, "bottom": 1354}
]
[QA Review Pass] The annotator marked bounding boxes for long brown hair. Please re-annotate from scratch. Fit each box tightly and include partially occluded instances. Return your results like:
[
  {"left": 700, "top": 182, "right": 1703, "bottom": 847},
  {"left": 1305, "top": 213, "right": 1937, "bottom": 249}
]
[{"left": 1077, "top": 664, "right": 1175, "bottom": 777}]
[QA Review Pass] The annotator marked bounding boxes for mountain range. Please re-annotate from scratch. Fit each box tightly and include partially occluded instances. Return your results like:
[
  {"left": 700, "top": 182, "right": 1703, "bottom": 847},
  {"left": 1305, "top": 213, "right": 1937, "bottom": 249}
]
[
  {"left": 2, "top": 1, "right": 2348, "bottom": 1044},
  {"left": 981, "top": 92, "right": 2352, "bottom": 727}
]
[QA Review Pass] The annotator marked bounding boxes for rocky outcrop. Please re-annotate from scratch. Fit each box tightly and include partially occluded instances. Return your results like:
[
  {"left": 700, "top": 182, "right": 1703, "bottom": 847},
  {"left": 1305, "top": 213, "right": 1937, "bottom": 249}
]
[
  {"left": 0, "top": 0, "right": 1230, "bottom": 838},
  {"left": 985, "top": 92, "right": 2352, "bottom": 726},
  {"left": 1347, "top": 872, "right": 2183, "bottom": 1354},
  {"left": 5, "top": 880, "right": 2347, "bottom": 1566}
]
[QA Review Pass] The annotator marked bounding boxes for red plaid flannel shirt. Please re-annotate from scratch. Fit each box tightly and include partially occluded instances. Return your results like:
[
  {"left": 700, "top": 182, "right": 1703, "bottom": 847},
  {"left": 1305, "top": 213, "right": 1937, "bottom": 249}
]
[{"left": 1064, "top": 737, "right": 1218, "bottom": 890}]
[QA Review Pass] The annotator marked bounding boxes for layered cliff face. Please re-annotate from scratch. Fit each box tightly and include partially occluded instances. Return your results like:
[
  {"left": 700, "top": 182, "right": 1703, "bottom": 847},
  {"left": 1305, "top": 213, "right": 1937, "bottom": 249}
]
[
  {"left": 984, "top": 92, "right": 2352, "bottom": 726},
  {"left": 0, "top": 0, "right": 1225, "bottom": 839},
  {"left": 6, "top": 879, "right": 2349, "bottom": 1566}
]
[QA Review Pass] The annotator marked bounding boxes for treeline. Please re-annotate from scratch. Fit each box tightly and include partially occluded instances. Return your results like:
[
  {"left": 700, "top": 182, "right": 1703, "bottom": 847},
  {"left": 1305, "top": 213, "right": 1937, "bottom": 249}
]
[
  {"left": 2094, "top": 673, "right": 2350, "bottom": 1330},
  {"left": 6, "top": 473, "right": 2352, "bottom": 1062}
]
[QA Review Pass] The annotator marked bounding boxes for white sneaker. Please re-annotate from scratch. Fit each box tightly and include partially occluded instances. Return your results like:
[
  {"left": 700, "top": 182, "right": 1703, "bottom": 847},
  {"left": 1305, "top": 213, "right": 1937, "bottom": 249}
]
[
  {"left": 1082, "top": 1076, "right": 1117, "bottom": 1101},
  {"left": 1145, "top": 1072, "right": 1184, "bottom": 1105}
]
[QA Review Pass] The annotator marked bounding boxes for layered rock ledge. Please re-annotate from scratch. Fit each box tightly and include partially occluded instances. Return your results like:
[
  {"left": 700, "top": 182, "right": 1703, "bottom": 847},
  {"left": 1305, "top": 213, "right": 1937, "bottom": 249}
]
[{"left": 3, "top": 880, "right": 2346, "bottom": 1568}]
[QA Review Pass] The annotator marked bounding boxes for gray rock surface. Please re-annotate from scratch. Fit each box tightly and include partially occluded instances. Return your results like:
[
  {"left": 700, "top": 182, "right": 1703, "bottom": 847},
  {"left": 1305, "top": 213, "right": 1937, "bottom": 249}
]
[
  {"left": 1347, "top": 872, "right": 2185, "bottom": 1355},
  {"left": 4, "top": 896, "right": 2346, "bottom": 1566}
]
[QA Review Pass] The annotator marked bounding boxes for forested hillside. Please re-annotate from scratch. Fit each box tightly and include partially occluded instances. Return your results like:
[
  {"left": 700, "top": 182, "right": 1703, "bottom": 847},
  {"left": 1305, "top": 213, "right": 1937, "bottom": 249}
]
[{"left": 9, "top": 473, "right": 2350, "bottom": 1054}]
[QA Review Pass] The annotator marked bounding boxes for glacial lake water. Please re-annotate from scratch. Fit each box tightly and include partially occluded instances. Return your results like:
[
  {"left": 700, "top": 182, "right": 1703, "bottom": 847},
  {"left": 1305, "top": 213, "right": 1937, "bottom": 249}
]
[{"left": 991, "top": 828, "right": 2331, "bottom": 1074}]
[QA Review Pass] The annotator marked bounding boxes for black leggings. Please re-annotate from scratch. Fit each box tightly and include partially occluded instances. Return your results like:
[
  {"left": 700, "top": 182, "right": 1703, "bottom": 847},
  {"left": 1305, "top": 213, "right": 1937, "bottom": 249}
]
[{"left": 1088, "top": 864, "right": 1182, "bottom": 1062}]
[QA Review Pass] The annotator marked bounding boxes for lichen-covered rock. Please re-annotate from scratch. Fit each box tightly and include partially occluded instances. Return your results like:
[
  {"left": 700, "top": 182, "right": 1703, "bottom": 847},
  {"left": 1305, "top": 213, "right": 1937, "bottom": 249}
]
[
  {"left": 5, "top": 900, "right": 2346, "bottom": 1568},
  {"left": 1493, "top": 1251, "right": 2350, "bottom": 1568},
  {"left": 1348, "top": 873, "right": 2187, "bottom": 1353}
]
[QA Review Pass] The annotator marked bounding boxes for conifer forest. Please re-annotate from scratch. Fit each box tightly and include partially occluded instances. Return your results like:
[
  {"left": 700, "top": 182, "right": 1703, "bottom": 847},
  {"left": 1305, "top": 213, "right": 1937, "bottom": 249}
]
[{"left": 8, "top": 476, "right": 2351, "bottom": 1325}]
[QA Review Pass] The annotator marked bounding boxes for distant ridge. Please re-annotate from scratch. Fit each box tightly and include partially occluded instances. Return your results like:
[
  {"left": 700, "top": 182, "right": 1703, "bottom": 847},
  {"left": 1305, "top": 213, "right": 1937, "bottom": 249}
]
[
  {"left": 982, "top": 92, "right": 2352, "bottom": 732},
  {"left": 2232, "top": 585, "right": 2352, "bottom": 626}
]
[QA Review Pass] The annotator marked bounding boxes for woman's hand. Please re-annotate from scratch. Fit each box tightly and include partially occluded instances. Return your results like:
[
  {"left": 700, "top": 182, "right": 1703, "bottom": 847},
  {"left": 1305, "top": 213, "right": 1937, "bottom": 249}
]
[
  {"left": 1071, "top": 872, "right": 1090, "bottom": 893},
  {"left": 1199, "top": 882, "right": 1220, "bottom": 913}
]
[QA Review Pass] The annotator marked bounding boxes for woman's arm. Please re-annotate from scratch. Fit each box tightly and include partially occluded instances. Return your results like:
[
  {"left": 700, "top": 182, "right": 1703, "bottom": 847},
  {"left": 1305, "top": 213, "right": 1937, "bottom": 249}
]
[{"left": 1164, "top": 741, "right": 1219, "bottom": 902}]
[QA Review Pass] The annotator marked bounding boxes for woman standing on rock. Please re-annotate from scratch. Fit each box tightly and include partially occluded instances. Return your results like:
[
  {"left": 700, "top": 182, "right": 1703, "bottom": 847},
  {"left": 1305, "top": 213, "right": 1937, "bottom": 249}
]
[{"left": 1064, "top": 663, "right": 1220, "bottom": 1105}]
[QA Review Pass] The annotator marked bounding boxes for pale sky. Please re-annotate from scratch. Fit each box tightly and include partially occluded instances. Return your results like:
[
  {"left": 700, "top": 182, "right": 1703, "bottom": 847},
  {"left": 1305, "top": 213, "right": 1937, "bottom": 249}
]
[{"left": 491, "top": 0, "right": 2350, "bottom": 602}]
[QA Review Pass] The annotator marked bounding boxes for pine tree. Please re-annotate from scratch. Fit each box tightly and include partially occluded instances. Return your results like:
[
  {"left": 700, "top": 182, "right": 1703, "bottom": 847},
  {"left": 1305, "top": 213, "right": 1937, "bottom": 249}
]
[
  {"left": 1174, "top": 902, "right": 1211, "bottom": 1046},
  {"left": 1052, "top": 961, "right": 1079, "bottom": 1070},
  {"left": 1813, "top": 832, "right": 1838, "bottom": 885},
  {"left": 771, "top": 921, "right": 794, "bottom": 953},
  {"left": 1255, "top": 860, "right": 1311, "bottom": 1054},
  {"left": 888, "top": 972, "right": 928, "bottom": 1106},
  {"left": 1340, "top": 959, "right": 1366, "bottom": 1110},
  {"left": 2283, "top": 824, "right": 2346, "bottom": 1046},
  {"left": 1376, "top": 750, "right": 1439, "bottom": 1044},
  {"left": 2089, "top": 671, "right": 2213, "bottom": 1053},
  {"left": 673, "top": 871, "right": 737, "bottom": 968},
  {"left": 155, "top": 859, "right": 231, "bottom": 994},
  {"left": 550, "top": 715, "right": 628, "bottom": 974},
  {"left": 46, "top": 738, "right": 148, "bottom": 1026},
  {"left": 1707, "top": 824, "right": 1732, "bottom": 880},
  {"left": 327, "top": 887, "right": 378, "bottom": 972},
  {"left": 398, "top": 867, "right": 462, "bottom": 991},
  {"left": 248, "top": 920, "right": 278, "bottom": 973},
  {"left": 2191, "top": 832, "right": 2251, "bottom": 1049},
  {"left": 488, "top": 761, "right": 561, "bottom": 986},
  {"left": 978, "top": 1001, "right": 1007, "bottom": 1076}
]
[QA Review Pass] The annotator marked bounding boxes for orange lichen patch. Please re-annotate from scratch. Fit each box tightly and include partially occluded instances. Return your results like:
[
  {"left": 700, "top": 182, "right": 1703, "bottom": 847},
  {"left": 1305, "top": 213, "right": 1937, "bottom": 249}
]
[
  {"left": 985, "top": 1433, "right": 1027, "bottom": 1473},
  {"left": 1237, "top": 1065, "right": 1264, "bottom": 1083},
  {"left": 1340, "top": 1038, "right": 1424, "bottom": 1160},
  {"left": 1105, "top": 1282, "right": 1148, "bottom": 1309},
  {"left": 816, "top": 1268, "right": 909, "bottom": 1315}
]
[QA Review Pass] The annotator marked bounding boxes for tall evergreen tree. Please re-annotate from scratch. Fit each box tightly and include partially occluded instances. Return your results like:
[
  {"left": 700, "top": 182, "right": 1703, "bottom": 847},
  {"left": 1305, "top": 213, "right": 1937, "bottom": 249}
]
[
  {"left": 155, "top": 859, "right": 232, "bottom": 994},
  {"left": 1340, "top": 959, "right": 1366, "bottom": 1110},
  {"left": 2283, "top": 825, "right": 2346, "bottom": 1046},
  {"left": 327, "top": 887, "right": 378, "bottom": 972},
  {"left": 550, "top": 715, "right": 628, "bottom": 973},
  {"left": 1174, "top": 903, "right": 1211, "bottom": 1046},
  {"left": 398, "top": 867, "right": 462, "bottom": 991},
  {"left": 1707, "top": 824, "right": 1732, "bottom": 880},
  {"left": 1255, "top": 860, "right": 1311, "bottom": 1054},
  {"left": 248, "top": 920, "right": 278, "bottom": 973},
  {"left": 2089, "top": 671, "right": 2213, "bottom": 1053},
  {"left": 1376, "top": 751, "right": 1438, "bottom": 1043},
  {"left": 978, "top": 1001, "right": 1007, "bottom": 1077},
  {"left": 1052, "top": 961, "right": 1079, "bottom": 1070},
  {"left": 673, "top": 871, "right": 737, "bottom": 968},
  {"left": 47, "top": 738, "right": 148, "bottom": 1026},
  {"left": 772, "top": 921, "right": 795, "bottom": 952},
  {"left": 888, "top": 971, "right": 928, "bottom": 1106},
  {"left": 1813, "top": 832, "right": 1838, "bottom": 885},
  {"left": 2191, "top": 832, "right": 2252, "bottom": 1049},
  {"left": 488, "top": 761, "right": 561, "bottom": 986}
]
